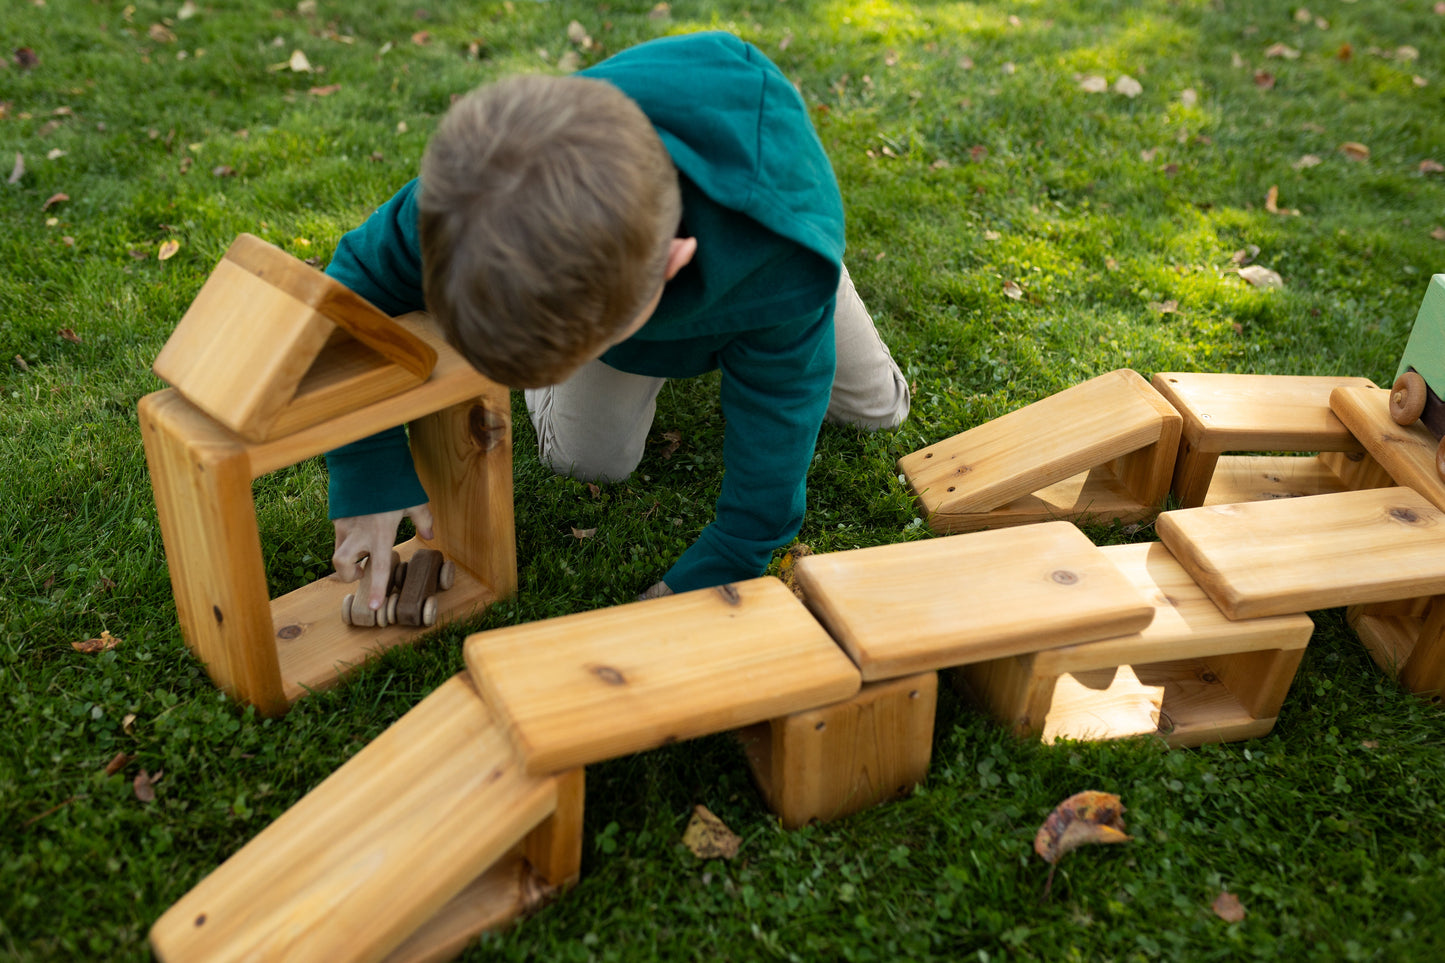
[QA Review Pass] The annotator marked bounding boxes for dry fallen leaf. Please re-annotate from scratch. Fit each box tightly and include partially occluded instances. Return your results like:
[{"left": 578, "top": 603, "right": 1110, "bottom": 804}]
[
  {"left": 1180, "top": 87, "right": 1198, "bottom": 107},
  {"left": 1034, "top": 790, "right": 1131, "bottom": 897},
  {"left": 557, "top": 50, "right": 581, "bottom": 73},
  {"left": 1105, "top": 256, "right": 1119, "bottom": 271},
  {"left": 682, "top": 805, "right": 741, "bottom": 860},
  {"left": 660, "top": 429, "right": 682, "bottom": 459},
  {"left": 1212, "top": 891, "right": 1247, "bottom": 923},
  {"left": 308, "top": 84, "right": 341, "bottom": 97},
  {"left": 14, "top": 47, "right": 40, "bottom": 70},
  {"left": 289, "top": 49, "right": 312, "bottom": 72},
  {"left": 1003, "top": 280, "right": 1024, "bottom": 300},
  {"left": 1147, "top": 300, "right": 1179, "bottom": 314},
  {"left": 178, "top": 1, "right": 199, "bottom": 20},
  {"left": 1078, "top": 74, "right": 1108, "bottom": 94},
  {"left": 1339, "top": 141, "right": 1370, "bottom": 162},
  {"left": 41, "top": 192, "right": 68, "bottom": 211},
  {"left": 104, "top": 751, "right": 134, "bottom": 776},
  {"left": 1430, "top": 227, "right": 1445, "bottom": 241},
  {"left": 1237, "top": 264, "right": 1284, "bottom": 290},
  {"left": 1292, "top": 153, "right": 1323, "bottom": 170},
  {"left": 158, "top": 239, "right": 180, "bottom": 261},
  {"left": 1113, "top": 75, "right": 1143, "bottom": 98},
  {"left": 122, "top": 713, "right": 137, "bottom": 735},
  {"left": 1231, "top": 244, "right": 1261, "bottom": 265},
  {"left": 1265, "top": 43, "right": 1300, "bottom": 60},
  {"left": 648, "top": 2, "right": 671, "bottom": 20},
  {"left": 133, "top": 769, "right": 161, "bottom": 803},
  {"left": 8, "top": 152, "right": 23, "bottom": 184},
  {"left": 1254, "top": 70, "right": 1276, "bottom": 89},
  {"left": 211, "top": 164, "right": 235, "bottom": 177},
  {"left": 1265, "top": 185, "right": 1300, "bottom": 216},
  {"left": 58, "top": 327, "right": 82, "bottom": 344},
  {"left": 1420, "top": 159, "right": 1444, "bottom": 174},
  {"left": 72, "top": 630, "right": 122, "bottom": 654},
  {"left": 569, "top": 526, "right": 597, "bottom": 540},
  {"left": 566, "top": 21, "right": 592, "bottom": 48},
  {"left": 411, "top": 30, "right": 431, "bottom": 46},
  {"left": 148, "top": 23, "right": 177, "bottom": 43}
]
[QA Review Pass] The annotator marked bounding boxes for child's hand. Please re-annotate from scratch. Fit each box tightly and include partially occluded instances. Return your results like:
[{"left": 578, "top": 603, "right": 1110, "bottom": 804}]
[{"left": 331, "top": 503, "right": 435, "bottom": 613}]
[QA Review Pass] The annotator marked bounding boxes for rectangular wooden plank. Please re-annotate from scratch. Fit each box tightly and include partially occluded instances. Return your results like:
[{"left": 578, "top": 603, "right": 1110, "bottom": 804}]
[
  {"left": 1330, "top": 384, "right": 1445, "bottom": 513},
  {"left": 899, "top": 369, "right": 1171, "bottom": 518},
  {"left": 1157, "top": 487, "right": 1445, "bottom": 619},
  {"left": 924, "top": 464, "right": 1155, "bottom": 533},
  {"left": 150, "top": 675, "right": 559, "bottom": 963},
  {"left": 1151, "top": 372, "right": 1373, "bottom": 453},
  {"left": 792, "top": 521, "right": 1156, "bottom": 681},
  {"left": 466, "top": 578, "right": 861, "bottom": 774},
  {"left": 1199, "top": 454, "right": 1356, "bottom": 507}
]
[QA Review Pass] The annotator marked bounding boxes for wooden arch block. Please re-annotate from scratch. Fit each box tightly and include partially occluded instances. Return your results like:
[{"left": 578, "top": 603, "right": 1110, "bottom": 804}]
[{"left": 898, "top": 369, "right": 1182, "bottom": 533}]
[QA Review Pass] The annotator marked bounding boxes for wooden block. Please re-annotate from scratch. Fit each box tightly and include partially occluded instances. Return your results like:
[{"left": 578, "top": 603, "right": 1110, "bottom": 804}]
[
  {"left": 141, "top": 313, "right": 516, "bottom": 715},
  {"left": 740, "top": 672, "right": 937, "bottom": 829},
  {"left": 955, "top": 543, "right": 1313, "bottom": 747},
  {"left": 898, "top": 369, "right": 1182, "bottom": 532},
  {"left": 1157, "top": 487, "right": 1445, "bottom": 620},
  {"left": 153, "top": 235, "right": 435, "bottom": 443},
  {"left": 1331, "top": 385, "right": 1445, "bottom": 512},
  {"left": 792, "top": 521, "right": 1155, "bottom": 682},
  {"left": 149, "top": 675, "right": 569, "bottom": 963},
  {"left": 465, "top": 578, "right": 861, "bottom": 775},
  {"left": 1199, "top": 454, "right": 1357, "bottom": 506}
]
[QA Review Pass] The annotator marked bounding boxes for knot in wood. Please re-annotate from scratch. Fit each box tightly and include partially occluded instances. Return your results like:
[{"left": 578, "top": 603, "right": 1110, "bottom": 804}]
[
  {"left": 275, "top": 624, "right": 302, "bottom": 640},
  {"left": 212, "top": 605, "right": 224, "bottom": 624},
  {"left": 1050, "top": 570, "right": 1079, "bottom": 585},
  {"left": 592, "top": 665, "right": 626, "bottom": 686},
  {"left": 714, "top": 584, "right": 741, "bottom": 606},
  {"left": 468, "top": 404, "right": 507, "bottom": 451},
  {"left": 1389, "top": 507, "right": 1420, "bottom": 524}
]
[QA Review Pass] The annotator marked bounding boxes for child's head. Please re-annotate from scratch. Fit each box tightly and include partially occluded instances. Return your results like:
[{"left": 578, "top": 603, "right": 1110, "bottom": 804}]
[{"left": 419, "top": 74, "right": 682, "bottom": 388}]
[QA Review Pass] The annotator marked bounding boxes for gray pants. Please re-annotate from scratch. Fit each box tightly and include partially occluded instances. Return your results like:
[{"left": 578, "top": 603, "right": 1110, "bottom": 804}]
[{"left": 524, "top": 265, "right": 910, "bottom": 482}]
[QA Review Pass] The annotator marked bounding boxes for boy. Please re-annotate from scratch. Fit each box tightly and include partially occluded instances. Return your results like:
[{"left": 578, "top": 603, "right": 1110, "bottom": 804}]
[{"left": 326, "top": 31, "right": 909, "bottom": 612}]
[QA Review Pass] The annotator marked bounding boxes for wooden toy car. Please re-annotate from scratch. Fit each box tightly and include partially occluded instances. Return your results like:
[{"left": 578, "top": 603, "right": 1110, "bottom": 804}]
[
  {"left": 1388, "top": 273, "right": 1445, "bottom": 480},
  {"left": 341, "top": 548, "right": 456, "bottom": 628}
]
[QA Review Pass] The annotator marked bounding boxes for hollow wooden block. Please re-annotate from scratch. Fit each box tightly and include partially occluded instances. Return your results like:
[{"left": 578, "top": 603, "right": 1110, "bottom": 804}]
[
  {"left": 739, "top": 671, "right": 938, "bottom": 829},
  {"left": 149, "top": 675, "right": 584, "bottom": 963},
  {"left": 897, "top": 369, "right": 1182, "bottom": 533},
  {"left": 465, "top": 578, "right": 862, "bottom": 775},
  {"left": 140, "top": 312, "right": 515, "bottom": 716},
  {"left": 1150, "top": 372, "right": 1381, "bottom": 509},
  {"left": 791, "top": 521, "right": 1156, "bottom": 682},
  {"left": 1157, "top": 487, "right": 1445, "bottom": 621},
  {"left": 955, "top": 543, "right": 1314, "bottom": 746}
]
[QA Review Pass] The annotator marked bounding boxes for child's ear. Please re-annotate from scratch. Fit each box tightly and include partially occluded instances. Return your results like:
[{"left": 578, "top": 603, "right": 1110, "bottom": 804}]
[{"left": 665, "top": 236, "right": 698, "bottom": 279}]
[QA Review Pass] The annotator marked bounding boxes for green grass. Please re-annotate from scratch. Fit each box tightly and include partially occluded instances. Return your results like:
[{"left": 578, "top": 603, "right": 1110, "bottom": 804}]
[{"left": 3, "top": 0, "right": 1445, "bottom": 959}]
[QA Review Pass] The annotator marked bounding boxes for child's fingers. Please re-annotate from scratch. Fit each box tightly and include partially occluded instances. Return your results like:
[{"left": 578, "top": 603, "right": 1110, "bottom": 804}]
[{"left": 406, "top": 502, "right": 435, "bottom": 541}]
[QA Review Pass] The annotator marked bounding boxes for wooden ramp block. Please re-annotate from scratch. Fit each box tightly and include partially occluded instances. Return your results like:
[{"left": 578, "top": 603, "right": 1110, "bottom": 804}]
[
  {"left": 898, "top": 369, "right": 1182, "bottom": 533},
  {"left": 153, "top": 234, "right": 436, "bottom": 443},
  {"left": 791, "top": 521, "right": 1156, "bottom": 682},
  {"left": 465, "top": 578, "right": 861, "bottom": 775},
  {"left": 1150, "top": 373, "right": 1379, "bottom": 509},
  {"left": 1157, "top": 487, "right": 1445, "bottom": 620},
  {"left": 149, "top": 675, "right": 581, "bottom": 963},
  {"left": 739, "top": 671, "right": 938, "bottom": 829},
  {"left": 1330, "top": 385, "right": 1445, "bottom": 513},
  {"left": 956, "top": 543, "right": 1313, "bottom": 747}
]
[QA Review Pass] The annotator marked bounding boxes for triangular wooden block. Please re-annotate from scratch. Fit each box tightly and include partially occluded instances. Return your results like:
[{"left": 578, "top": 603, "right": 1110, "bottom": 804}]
[
  {"left": 153, "top": 233, "right": 437, "bottom": 442},
  {"left": 898, "top": 369, "right": 1182, "bottom": 533}
]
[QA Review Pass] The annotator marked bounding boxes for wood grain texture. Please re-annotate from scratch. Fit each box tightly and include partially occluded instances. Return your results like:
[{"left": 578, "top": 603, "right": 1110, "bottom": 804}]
[
  {"left": 139, "top": 391, "right": 287, "bottom": 716},
  {"left": 466, "top": 578, "right": 862, "bottom": 774},
  {"left": 149, "top": 675, "right": 561, "bottom": 963},
  {"left": 898, "top": 369, "right": 1177, "bottom": 524},
  {"left": 1199, "top": 454, "right": 1359, "bottom": 507},
  {"left": 1157, "top": 486, "right": 1445, "bottom": 619},
  {"left": 1330, "top": 385, "right": 1445, "bottom": 512},
  {"left": 742, "top": 672, "right": 937, "bottom": 829},
  {"left": 1151, "top": 372, "right": 1374, "bottom": 453},
  {"left": 792, "top": 521, "right": 1156, "bottom": 681}
]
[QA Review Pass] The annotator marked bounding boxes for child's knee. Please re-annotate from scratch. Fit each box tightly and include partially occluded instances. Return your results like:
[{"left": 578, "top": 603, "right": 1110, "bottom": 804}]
[{"left": 537, "top": 440, "right": 645, "bottom": 483}]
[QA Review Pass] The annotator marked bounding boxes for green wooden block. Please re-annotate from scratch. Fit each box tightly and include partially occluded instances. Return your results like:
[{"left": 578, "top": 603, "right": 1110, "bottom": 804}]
[{"left": 1396, "top": 274, "right": 1445, "bottom": 392}]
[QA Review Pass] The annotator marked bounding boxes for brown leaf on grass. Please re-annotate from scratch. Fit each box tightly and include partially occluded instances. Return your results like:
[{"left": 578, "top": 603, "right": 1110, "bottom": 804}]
[
  {"left": 1292, "top": 154, "right": 1323, "bottom": 170},
  {"left": 1237, "top": 264, "right": 1284, "bottom": 290},
  {"left": 776, "top": 542, "right": 814, "bottom": 598},
  {"left": 122, "top": 713, "right": 136, "bottom": 734},
  {"left": 157, "top": 239, "right": 180, "bottom": 261},
  {"left": 1265, "top": 185, "right": 1300, "bottom": 216},
  {"left": 288, "top": 49, "right": 312, "bottom": 72},
  {"left": 1078, "top": 75, "right": 1108, "bottom": 93},
  {"left": 13, "top": 355, "right": 29, "bottom": 372},
  {"left": 1430, "top": 227, "right": 1445, "bottom": 241},
  {"left": 411, "top": 30, "right": 431, "bottom": 46},
  {"left": 1002, "top": 280, "right": 1024, "bottom": 300},
  {"left": 682, "top": 805, "right": 741, "bottom": 860},
  {"left": 1105, "top": 256, "right": 1119, "bottom": 271},
  {"left": 1147, "top": 300, "right": 1179, "bottom": 314},
  {"left": 14, "top": 47, "right": 40, "bottom": 70},
  {"left": 128, "top": 247, "right": 149, "bottom": 260},
  {"left": 133, "top": 769, "right": 161, "bottom": 803},
  {"left": 1265, "top": 43, "right": 1300, "bottom": 60},
  {"left": 1420, "top": 159, "right": 1444, "bottom": 174},
  {"left": 648, "top": 3, "right": 671, "bottom": 20},
  {"left": 58, "top": 327, "right": 82, "bottom": 344},
  {"left": 1253, "top": 70, "right": 1276, "bottom": 90},
  {"left": 1231, "top": 244, "right": 1261, "bottom": 265},
  {"left": 586, "top": 482, "right": 602, "bottom": 499},
  {"left": 556, "top": 51, "right": 581, "bottom": 73},
  {"left": 566, "top": 21, "right": 592, "bottom": 49},
  {"left": 8, "top": 152, "right": 23, "bottom": 184},
  {"left": 42, "top": 192, "right": 68, "bottom": 211},
  {"left": 660, "top": 429, "right": 681, "bottom": 459},
  {"left": 211, "top": 164, "right": 235, "bottom": 177},
  {"left": 73, "top": 630, "right": 122, "bottom": 653},
  {"left": 178, "top": 1, "right": 199, "bottom": 20},
  {"left": 148, "top": 23, "right": 177, "bottom": 44},
  {"left": 1034, "top": 791, "right": 1132, "bottom": 865},
  {"left": 1113, "top": 75, "right": 1143, "bottom": 98},
  {"left": 569, "top": 526, "right": 596, "bottom": 540},
  {"left": 308, "top": 84, "right": 341, "bottom": 97},
  {"left": 103, "top": 752, "right": 134, "bottom": 777},
  {"left": 1212, "top": 891, "right": 1247, "bottom": 923},
  {"left": 1396, "top": 46, "right": 1420, "bottom": 62},
  {"left": 1337, "top": 43, "right": 1353, "bottom": 62},
  {"left": 1339, "top": 141, "right": 1370, "bottom": 162}
]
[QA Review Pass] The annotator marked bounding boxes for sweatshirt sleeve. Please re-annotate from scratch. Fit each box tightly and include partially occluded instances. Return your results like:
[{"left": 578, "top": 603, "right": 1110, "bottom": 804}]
[
  {"left": 662, "top": 304, "right": 836, "bottom": 592},
  {"left": 323, "top": 180, "right": 430, "bottom": 519}
]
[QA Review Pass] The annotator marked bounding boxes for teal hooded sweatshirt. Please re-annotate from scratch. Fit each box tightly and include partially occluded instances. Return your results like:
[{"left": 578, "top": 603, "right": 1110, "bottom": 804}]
[{"left": 324, "top": 31, "right": 845, "bottom": 592}]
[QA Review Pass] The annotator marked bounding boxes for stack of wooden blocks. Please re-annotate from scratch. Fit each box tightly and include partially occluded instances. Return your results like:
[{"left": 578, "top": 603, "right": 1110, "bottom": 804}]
[{"left": 144, "top": 243, "right": 1445, "bottom": 962}]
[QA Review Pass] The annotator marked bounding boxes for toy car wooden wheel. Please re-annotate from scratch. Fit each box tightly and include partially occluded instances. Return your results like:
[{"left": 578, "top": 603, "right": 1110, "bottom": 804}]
[
  {"left": 422, "top": 596, "right": 438, "bottom": 627},
  {"left": 386, "top": 594, "right": 400, "bottom": 625},
  {"left": 341, "top": 592, "right": 356, "bottom": 626},
  {"left": 438, "top": 560, "right": 456, "bottom": 591},
  {"left": 342, "top": 592, "right": 387, "bottom": 628},
  {"left": 390, "top": 560, "right": 408, "bottom": 593},
  {"left": 1390, "top": 371, "right": 1427, "bottom": 425}
]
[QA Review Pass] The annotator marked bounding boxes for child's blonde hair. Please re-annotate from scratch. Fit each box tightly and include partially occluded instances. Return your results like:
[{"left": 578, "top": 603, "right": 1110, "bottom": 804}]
[{"left": 419, "top": 74, "right": 681, "bottom": 388}]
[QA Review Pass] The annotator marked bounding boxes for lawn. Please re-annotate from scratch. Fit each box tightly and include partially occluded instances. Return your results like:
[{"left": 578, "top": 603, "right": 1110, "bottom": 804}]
[{"left": 3, "top": 0, "right": 1445, "bottom": 960}]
